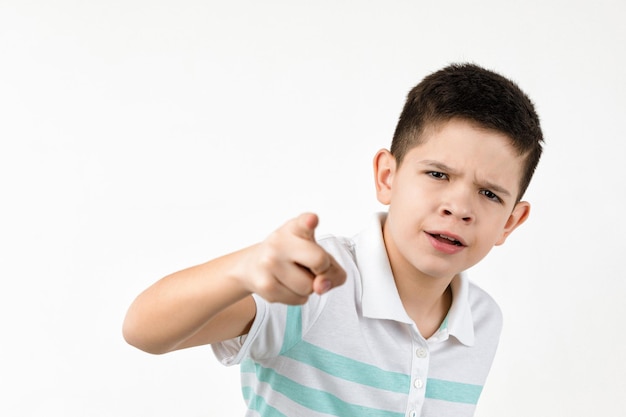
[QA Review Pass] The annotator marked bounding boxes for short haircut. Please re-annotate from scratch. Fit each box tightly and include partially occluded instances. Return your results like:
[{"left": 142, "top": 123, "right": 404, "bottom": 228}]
[{"left": 391, "top": 63, "right": 544, "bottom": 201}]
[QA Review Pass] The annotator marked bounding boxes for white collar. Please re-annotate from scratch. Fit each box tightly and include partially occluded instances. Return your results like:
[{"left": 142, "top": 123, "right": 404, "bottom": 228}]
[{"left": 353, "top": 213, "right": 475, "bottom": 346}]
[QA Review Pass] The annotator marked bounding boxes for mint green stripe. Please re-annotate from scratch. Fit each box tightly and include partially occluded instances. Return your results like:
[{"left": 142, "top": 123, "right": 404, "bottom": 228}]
[
  {"left": 280, "top": 305, "right": 302, "bottom": 354},
  {"left": 241, "top": 358, "right": 255, "bottom": 373},
  {"left": 425, "top": 378, "right": 483, "bottom": 404},
  {"left": 249, "top": 363, "right": 404, "bottom": 417},
  {"left": 283, "top": 341, "right": 410, "bottom": 393},
  {"left": 277, "top": 305, "right": 409, "bottom": 393},
  {"left": 439, "top": 314, "right": 449, "bottom": 331},
  {"left": 242, "top": 386, "right": 288, "bottom": 417}
]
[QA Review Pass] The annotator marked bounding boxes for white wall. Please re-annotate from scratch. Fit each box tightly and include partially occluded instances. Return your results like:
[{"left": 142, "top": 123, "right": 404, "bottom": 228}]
[{"left": 1, "top": 1, "right": 625, "bottom": 416}]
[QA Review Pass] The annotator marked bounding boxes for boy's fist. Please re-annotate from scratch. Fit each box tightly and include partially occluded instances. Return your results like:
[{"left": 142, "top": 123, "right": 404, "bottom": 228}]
[{"left": 240, "top": 213, "right": 347, "bottom": 305}]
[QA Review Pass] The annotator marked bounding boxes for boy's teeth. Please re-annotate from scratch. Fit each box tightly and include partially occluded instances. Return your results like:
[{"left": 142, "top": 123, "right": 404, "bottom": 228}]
[{"left": 437, "top": 234, "right": 462, "bottom": 246}]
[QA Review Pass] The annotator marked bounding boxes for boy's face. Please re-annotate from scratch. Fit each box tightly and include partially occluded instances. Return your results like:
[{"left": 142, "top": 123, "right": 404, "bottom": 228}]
[{"left": 374, "top": 118, "right": 530, "bottom": 282}]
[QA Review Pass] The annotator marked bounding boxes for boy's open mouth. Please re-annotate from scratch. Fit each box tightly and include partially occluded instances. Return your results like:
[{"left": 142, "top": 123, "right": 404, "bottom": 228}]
[{"left": 428, "top": 233, "right": 464, "bottom": 246}]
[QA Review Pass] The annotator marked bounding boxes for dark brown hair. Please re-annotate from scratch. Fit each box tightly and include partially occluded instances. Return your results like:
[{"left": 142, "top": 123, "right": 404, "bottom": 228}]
[{"left": 391, "top": 63, "right": 543, "bottom": 200}]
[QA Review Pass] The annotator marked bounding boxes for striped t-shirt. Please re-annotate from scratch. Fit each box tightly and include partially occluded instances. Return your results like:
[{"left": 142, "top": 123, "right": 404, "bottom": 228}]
[{"left": 213, "top": 213, "right": 502, "bottom": 417}]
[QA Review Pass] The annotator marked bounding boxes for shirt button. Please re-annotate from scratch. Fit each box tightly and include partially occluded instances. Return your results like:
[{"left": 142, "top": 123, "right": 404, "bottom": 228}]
[
  {"left": 409, "top": 411, "right": 417, "bottom": 417},
  {"left": 414, "top": 378, "right": 424, "bottom": 389},
  {"left": 416, "top": 347, "right": 428, "bottom": 358}
]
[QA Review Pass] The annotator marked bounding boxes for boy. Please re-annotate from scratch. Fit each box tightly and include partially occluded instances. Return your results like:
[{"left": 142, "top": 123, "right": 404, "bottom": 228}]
[{"left": 123, "top": 63, "right": 543, "bottom": 417}]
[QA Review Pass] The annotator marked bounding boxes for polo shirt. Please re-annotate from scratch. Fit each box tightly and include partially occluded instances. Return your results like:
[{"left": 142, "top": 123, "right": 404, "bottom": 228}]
[{"left": 213, "top": 213, "right": 502, "bottom": 417}]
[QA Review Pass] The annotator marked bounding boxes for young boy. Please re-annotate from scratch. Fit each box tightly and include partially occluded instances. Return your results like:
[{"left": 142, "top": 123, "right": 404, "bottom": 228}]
[{"left": 123, "top": 63, "right": 543, "bottom": 417}]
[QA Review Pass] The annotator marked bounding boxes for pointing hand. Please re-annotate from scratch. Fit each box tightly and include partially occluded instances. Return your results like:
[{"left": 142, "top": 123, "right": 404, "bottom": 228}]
[{"left": 239, "top": 213, "right": 347, "bottom": 305}]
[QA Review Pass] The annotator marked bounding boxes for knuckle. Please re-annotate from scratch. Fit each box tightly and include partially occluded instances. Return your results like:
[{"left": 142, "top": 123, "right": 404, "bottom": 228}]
[
  {"left": 310, "top": 250, "right": 330, "bottom": 273},
  {"left": 324, "top": 263, "right": 346, "bottom": 286},
  {"left": 257, "top": 246, "right": 281, "bottom": 271},
  {"left": 337, "top": 266, "right": 347, "bottom": 283},
  {"left": 255, "top": 275, "right": 278, "bottom": 297},
  {"left": 257, "top": 254, "right": 274, "bottom": 271},
  {"left": 294, "top": 279, "right": 314, "bottom": 296}
]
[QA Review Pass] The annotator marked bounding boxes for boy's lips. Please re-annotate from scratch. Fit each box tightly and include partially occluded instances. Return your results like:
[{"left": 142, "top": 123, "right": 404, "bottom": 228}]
[
  {"left": 425, "top": 231, "right": 467, "bottom": 255},
  {"left": 425, "top": 231, "right": 467, "bottom": 247}
]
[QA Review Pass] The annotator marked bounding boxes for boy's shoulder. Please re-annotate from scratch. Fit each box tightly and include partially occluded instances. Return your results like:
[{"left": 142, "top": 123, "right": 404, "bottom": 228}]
[
  {"left": 464, "top": 277, "right": 503, "bottom": 334},
  {"left": 466, "top": 278, "right": 501, "bottom": 312}
]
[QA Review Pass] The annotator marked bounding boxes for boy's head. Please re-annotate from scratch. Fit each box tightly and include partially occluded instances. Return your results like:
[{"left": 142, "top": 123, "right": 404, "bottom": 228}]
[{"left": 391, "top": 63, "right": 543, "bottom": 201}]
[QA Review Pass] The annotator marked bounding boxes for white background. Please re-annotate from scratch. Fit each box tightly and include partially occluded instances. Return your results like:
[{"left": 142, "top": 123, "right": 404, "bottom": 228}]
[{"left": 1, "top": 1, "right": 625, "bottom": 416}]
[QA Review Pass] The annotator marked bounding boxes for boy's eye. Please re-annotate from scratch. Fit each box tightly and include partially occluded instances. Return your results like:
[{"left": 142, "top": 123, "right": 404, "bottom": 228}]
[
  {"left": 427, "top": 171, "right": 448, "bottom": 180},
  {"left": 480, "top": 189, "right": 502, "bottom": 203}
]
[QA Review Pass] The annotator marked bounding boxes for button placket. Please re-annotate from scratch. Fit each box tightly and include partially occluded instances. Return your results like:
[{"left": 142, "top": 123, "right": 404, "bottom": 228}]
[
  {"left": 413, "top": 378, "right": 424, "bottom": 389},
  {"left": 415, "top": 347, "right": 428, "bottom": 359},
  {"left": 407, "top": 327, "right": 430, "bottom": 417}
]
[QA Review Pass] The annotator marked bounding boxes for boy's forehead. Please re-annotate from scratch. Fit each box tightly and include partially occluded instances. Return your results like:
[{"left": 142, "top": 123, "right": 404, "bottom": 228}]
[
  {"left": 409, "top": 118, "right": 519, "bottom": 158},
  {"left": 421, "top": 118, "right": 513, "bottom": 142}
]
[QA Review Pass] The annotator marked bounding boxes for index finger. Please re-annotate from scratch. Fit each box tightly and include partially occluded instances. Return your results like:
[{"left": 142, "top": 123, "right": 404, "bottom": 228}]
[{"left": 289, "top": 213, "right": 319, "bottom": 242}]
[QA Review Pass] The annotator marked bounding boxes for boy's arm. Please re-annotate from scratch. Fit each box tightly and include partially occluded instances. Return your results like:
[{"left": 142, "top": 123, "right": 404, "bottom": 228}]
[{"left": 122, "top": 213, "right": 346, "bottom": 354}]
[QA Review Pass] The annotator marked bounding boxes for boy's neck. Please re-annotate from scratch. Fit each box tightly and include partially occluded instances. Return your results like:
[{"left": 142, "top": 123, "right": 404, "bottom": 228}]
[
  {"left": 393, "top": 269, "right": 454, "bottom": 339},
  {"left": 380, "top": 217, "right": 455, "bottom": 338}
]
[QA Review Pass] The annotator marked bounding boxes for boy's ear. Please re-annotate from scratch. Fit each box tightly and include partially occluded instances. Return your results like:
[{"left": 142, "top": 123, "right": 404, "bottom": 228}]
[
  {"left": 373, "top": 149, "right": 396, "bottom": 205},
  {"left": 495, "top": 201, "right": 531, "bottom": 246}
]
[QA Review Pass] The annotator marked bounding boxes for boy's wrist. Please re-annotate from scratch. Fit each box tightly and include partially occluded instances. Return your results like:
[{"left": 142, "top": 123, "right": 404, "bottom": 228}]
[{"left": 223, "top": 244, "right": 260, "bottom": 298}]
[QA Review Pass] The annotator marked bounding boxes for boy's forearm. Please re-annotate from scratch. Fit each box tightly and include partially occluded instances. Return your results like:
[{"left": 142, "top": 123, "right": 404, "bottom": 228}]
[
  {"left": 123, "top": 213, "right": 346, "bottom": 354},
  {"left": 122, "top": 247, "right": 256, "bottom": 354}
]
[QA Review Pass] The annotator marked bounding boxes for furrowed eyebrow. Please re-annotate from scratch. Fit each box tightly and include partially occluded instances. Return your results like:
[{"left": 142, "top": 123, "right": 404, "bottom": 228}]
[
  {"left": 479, "top": 180, "right": 511, "bottom": 198},
  {"left": 420, "top": 160, "right": 459, "bottom": 175},
  {"left": 419, "top": 159, "right": 512, "bottom": 198}
]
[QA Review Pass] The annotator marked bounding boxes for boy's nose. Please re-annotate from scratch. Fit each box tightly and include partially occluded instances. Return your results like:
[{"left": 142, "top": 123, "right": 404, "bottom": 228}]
[
  {"left": 441, "top": 207, "right": 474, "bottom": 223},
  {"left": 439, "top": 192, "right": 475, "bottom": 223}
]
